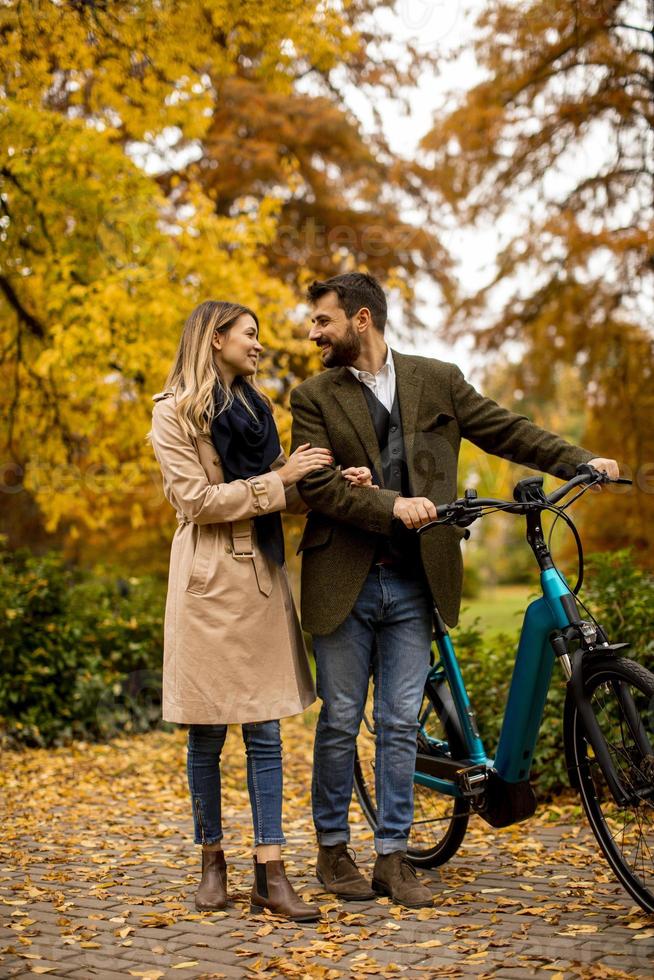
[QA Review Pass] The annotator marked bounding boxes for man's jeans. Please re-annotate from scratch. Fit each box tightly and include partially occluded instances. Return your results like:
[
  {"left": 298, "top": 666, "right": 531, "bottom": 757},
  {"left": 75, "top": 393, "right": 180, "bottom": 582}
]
[
  {"left": 312, "top": 565, "right": 433, "bottom": 854},
  {"left": 187, "top": 721, "right": 285, "bottom": 846}
]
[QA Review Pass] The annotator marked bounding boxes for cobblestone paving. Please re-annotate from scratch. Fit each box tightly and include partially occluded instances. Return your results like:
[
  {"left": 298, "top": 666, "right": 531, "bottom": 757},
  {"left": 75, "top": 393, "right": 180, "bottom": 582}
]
[
  {"left": 3, "top": 816, "right": 654, "bottom": 979},
  {"left": 2, "top": 728, "right": 653, "bottom": 979}
]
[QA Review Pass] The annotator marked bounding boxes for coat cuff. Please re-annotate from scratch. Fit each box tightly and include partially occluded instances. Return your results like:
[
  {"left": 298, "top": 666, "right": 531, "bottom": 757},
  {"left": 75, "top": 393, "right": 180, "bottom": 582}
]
[
  {"left": 366, "top": 488, "right": 401, "bottom": 535},
  {"left": 247, "top": 470, "right": 286, "bottom": 513},
  {"left": 550, "top": 446, "right": 596, "bottom": 480}
]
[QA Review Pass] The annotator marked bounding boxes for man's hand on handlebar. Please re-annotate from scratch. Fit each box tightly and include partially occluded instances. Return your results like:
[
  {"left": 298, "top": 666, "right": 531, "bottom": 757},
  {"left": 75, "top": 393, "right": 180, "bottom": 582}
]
[
  {"left": 393, "top": 496, "right": 438, "bottom": 529},
  {"left": 393, "top": 456, "right": 631, "bottom": 531},
  {"left": 586, "top": 457, "right": 620, "bottom": 492}
]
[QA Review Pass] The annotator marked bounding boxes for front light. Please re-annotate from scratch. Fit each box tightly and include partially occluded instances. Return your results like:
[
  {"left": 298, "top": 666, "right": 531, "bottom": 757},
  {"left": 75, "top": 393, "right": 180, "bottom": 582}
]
[{"left": 579, "top": 621, "right": 598, "bottom": 645}]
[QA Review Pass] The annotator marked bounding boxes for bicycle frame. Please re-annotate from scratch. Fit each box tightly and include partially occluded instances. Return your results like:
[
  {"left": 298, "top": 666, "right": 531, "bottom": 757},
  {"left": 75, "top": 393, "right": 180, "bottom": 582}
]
[
  {"left": 416, "top": 565, "right": 574, "bottom": 799},
  {"left": 413, "top": 471, "right": 645, "bottom": 818},
  {"left": 391, "top": 468, "right": 654, "bottom": 912}
]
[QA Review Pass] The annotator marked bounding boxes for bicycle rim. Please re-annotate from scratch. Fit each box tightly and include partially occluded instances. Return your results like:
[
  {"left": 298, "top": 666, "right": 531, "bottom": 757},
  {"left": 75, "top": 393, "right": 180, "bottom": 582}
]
[{"left": 569, "top": 656, "right": 654, "bottom": 913}]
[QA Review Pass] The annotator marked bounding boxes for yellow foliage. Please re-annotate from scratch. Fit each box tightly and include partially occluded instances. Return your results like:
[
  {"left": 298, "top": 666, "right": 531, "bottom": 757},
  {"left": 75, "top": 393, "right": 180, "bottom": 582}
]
[{"left": 0, "top": 4, "right": 339, "bottom": 553}]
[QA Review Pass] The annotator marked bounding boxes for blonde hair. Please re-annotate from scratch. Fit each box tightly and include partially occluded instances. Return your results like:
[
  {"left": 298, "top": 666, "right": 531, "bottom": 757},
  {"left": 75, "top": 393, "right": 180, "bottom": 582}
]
[{"left": 147, "top": 300, "right": 273, "bottom": 444}]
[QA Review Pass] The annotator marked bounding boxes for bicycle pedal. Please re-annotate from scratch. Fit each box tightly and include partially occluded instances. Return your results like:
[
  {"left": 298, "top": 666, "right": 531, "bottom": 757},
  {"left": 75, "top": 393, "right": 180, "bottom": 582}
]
[{"left": 456, "top": 764, "right": 488, "bottom": 796}]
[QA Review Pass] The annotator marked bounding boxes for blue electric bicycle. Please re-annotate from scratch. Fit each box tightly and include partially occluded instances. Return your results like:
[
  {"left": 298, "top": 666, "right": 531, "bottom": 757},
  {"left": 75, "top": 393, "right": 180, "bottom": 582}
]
[{"left": 354, "top": 464, "right": 654, "bottom": 913}]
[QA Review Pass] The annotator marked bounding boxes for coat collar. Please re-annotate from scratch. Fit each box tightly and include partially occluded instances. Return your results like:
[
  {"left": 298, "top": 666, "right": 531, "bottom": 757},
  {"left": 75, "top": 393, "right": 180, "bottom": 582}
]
[{"left": 330, "top": 350, "right": 424, "bottom": 480}]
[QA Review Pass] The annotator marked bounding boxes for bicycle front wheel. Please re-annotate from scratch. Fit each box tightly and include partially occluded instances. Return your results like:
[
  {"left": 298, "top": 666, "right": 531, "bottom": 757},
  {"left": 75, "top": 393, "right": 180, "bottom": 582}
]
[
  {"left": 566, "top": 655, "right": 654, "bottom": 913},
  {"left": 354, "top": 677, "right": 470, "bottom": 868}
]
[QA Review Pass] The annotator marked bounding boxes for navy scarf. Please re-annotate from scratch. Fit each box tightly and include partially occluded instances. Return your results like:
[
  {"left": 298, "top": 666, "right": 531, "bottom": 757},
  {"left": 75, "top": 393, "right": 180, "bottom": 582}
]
[{"left": 209, "top": 383, "right": 285, "bottom": 566}]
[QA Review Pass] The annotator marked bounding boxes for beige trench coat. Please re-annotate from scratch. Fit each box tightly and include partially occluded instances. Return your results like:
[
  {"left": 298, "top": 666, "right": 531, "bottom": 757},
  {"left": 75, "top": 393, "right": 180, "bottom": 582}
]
[{"left": 149, "top": 388, "right": 316, "bottom": 724}]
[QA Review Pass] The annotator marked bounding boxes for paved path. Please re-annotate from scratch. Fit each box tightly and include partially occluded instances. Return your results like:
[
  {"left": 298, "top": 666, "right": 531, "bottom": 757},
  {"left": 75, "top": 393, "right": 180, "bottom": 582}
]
[
  {"left": 3, "top": 812, "right": 652, "bottom": 978},
  {"left": 1, "top": 729, "right": 653, "bottom": 979}
]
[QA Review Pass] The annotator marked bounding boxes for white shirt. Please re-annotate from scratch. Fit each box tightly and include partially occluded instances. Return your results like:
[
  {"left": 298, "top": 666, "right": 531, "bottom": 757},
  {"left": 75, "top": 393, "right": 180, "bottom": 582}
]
[{"left": 347, "top": 345, "right": 396, "bottom": 413}]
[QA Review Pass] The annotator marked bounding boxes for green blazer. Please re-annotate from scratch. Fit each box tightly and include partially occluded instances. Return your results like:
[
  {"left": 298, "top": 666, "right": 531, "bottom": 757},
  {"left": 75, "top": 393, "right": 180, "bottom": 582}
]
[{"left": 290, "top": 351, "right": 595, "bottom": 635}]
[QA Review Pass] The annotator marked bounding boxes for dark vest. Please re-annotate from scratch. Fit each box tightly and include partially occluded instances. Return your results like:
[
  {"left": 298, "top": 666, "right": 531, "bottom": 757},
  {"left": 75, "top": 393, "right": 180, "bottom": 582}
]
[{"left": 360, "top": 384, "right": 424, "bottom": 575}]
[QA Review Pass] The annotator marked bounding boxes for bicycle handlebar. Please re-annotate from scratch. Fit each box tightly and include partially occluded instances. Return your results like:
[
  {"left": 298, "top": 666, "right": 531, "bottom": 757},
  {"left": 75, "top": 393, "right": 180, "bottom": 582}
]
[{"left": 418, "top": 463, "right": 632, "bottom": 534}]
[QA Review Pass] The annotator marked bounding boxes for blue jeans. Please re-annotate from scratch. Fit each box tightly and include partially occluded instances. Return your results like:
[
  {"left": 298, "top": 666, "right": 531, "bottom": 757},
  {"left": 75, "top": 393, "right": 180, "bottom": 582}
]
[
  {"left": 187, "top": 721, "right": 286, "bottom": 846},
  {"left": 312, "top": 565, "right": 433, "bottom": 854}
]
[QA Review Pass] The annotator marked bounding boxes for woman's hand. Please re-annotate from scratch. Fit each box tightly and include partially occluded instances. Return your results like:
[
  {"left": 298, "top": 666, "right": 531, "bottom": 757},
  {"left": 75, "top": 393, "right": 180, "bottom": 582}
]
[
  {"left": 277, "top": 443, "right": 334, "bottom": 487},
  {"left": 341, "top": 466, "right": 378, "bottom": 489}
]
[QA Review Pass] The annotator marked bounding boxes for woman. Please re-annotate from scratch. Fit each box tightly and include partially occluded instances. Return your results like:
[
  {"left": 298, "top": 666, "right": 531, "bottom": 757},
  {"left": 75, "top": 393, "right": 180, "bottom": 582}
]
[{"left": 148, "top": 300, "right": 336, "bottom": 922}]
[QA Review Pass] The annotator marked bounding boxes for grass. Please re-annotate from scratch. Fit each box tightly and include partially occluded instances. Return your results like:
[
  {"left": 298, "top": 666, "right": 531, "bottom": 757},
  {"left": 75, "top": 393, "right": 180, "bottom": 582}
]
[{"left": 455, "top": 583, "right": 534, "bottom": 642}]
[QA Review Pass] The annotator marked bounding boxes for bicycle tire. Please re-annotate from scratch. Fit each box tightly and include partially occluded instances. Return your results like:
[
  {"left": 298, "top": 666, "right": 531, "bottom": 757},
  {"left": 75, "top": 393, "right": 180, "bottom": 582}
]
[
  {"left": 354, "top": 678, "right": 470, "bottom": 868},
  {"left": 566, "top": 655, "right": 654, "bottom": 913}
]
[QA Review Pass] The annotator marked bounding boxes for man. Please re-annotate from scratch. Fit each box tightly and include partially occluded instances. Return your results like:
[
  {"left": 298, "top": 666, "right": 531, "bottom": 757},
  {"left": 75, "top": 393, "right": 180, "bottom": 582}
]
[{"left": 289, "top": 272, "right": 618, "bottom": 909}]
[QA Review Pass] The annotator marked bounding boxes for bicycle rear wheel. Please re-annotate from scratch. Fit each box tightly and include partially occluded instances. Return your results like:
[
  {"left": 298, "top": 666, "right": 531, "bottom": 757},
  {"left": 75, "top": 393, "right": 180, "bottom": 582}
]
[
  {"left": 566, "top": 655, "right": 654, "bottom": 913},
  {"left": 354, "top": 677, "right": 470, "bottom": 868}
]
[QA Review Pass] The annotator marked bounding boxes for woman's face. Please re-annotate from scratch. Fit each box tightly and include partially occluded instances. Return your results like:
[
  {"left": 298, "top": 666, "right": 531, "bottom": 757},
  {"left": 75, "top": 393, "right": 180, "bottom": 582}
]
[{"left": 213, "top": 314, "right": 263, "bottom": 380}]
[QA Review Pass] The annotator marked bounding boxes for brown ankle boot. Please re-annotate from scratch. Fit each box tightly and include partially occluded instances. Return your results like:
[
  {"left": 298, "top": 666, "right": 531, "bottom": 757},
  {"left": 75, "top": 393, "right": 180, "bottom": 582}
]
[
  {"left": 250, "top": 858, "right": 321, "bottom": 922},
  {"left": 372, "top": 852, "right": 433, "bottom": 909},
  {"left": 195, "top": 848, "right": 227, "bottom": 911},
  {"left": 316, "top": 843, "right": 375, "bottom": 900}
]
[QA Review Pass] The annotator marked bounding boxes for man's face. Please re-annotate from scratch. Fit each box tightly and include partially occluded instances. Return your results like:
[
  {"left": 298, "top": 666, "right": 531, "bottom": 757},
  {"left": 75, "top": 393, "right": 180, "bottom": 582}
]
[{"left": 309, "top": 290, "right": 361, "bottom": 368}]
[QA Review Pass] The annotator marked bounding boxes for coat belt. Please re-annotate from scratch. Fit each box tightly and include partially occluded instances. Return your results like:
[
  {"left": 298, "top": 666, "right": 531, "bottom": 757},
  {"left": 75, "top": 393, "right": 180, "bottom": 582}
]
[
  {"left": 175, "top": 515, "right": 273, "bottom": 597},
  {"left": 231, "top": 520, "right": 255, "bottom": 558},
  {"left": 231, "top": 519, "right": 273, "bottom": 596}
]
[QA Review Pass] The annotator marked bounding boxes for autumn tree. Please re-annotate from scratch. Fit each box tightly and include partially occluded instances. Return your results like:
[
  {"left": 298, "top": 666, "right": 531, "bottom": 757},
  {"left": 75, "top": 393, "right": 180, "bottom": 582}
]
[
  {"left": 185, "top": 51, "right": 452, "bottom": 324},
  {"left": 148, "top": 0, "right": 453, "bottom": 347},
  {"left": 0, "top": 96, "right": 295, "bottom": 563},
  {"left": 420, "top": 0, "right": 654, "bottom": 560},
  {"left": 0, "top": 0, "right": 444, "bottom": 566}
]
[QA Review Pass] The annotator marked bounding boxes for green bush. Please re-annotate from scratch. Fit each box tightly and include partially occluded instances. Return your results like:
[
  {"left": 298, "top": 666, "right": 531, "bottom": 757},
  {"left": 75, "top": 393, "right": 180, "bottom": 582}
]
[
  {"left": 2, "top": 536, "right": 652, "bottom": 788},
  {"left": 461, "top": 561, "right": 482, "bottom": 599},
  {"left": 584, "top": 549, "right": 654, "bottom": 670},
  {"left": 0, "top": 537, "right": 169, "bottom": 747},
  {"left": 458, "top": 548, "right": 654, "bottom": 796}
]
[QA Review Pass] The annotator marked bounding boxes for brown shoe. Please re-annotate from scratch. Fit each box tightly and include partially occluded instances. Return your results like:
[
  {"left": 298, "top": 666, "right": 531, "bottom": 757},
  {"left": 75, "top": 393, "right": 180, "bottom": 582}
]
[
  {"left": 250, "top": 858, "right": 321, "bottom": 922},
  {"left": 316, "top": 843, "right": 375, "bottom": 901},
  {"left": 195, "top": 848, "right": 227, "bottom": 911},
  {"left": 372, "top": 852, "right": 433, "bottom": 909}
]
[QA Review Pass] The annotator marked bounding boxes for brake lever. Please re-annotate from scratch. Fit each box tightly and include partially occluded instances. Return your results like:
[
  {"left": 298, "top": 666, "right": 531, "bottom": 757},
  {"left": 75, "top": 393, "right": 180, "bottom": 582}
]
[
  {"left": 418, "top": 506, "right": 483, "bottom": 535},
  {"left": 417, "top": 517, "right": 457, "bottom": 535},
  {"left": 457, "top": 511, "right": 481, "bottom": 527},
  {"left": 417, "top": 518, "right": 451, "bottom": 533},
  {"left": 577, "top": 463, "right": 632, "bottom": 487}
]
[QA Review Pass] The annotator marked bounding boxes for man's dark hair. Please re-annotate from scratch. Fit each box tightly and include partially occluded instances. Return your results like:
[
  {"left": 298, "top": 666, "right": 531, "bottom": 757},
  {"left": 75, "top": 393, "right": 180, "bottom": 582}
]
[{"left": 307, "top": 273, "right": 387, "bottom": 334}]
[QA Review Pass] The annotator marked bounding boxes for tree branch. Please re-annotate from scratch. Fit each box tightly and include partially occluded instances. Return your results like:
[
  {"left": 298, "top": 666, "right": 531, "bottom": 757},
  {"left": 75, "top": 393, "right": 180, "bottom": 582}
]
[{"left": 0, "top": 276, "right": 45, "bottom": 339}]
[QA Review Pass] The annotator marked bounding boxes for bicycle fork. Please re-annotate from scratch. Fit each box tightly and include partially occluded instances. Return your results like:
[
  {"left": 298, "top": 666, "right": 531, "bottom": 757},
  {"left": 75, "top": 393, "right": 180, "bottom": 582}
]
[{"left": 557, "top": 641, "right": 654, "bottom": 808}]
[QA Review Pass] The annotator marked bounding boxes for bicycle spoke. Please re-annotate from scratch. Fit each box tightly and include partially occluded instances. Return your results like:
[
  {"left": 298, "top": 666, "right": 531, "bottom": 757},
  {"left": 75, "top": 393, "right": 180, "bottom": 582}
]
[{"left": 574, "top": 662, "right": 654, "bottom": 910}]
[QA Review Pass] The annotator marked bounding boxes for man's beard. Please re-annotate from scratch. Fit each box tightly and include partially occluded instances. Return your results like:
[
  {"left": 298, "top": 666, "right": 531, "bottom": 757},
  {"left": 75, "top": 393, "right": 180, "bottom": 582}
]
[{"left": 322, "top": 321, "right": 361, "bottom": 367}]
